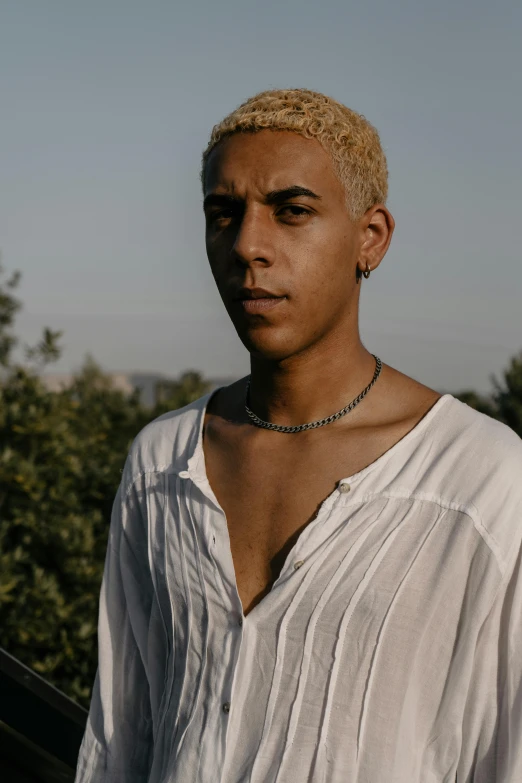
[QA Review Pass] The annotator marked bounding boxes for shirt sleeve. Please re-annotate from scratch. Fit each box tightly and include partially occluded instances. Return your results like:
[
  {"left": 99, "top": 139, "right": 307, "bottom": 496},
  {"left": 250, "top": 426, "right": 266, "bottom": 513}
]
[
  {"left": 74, "top": 473, "right": 155, "bottom": 782},
  {"left": 458, "top": 541, "right": 522, "bottom": 782}
]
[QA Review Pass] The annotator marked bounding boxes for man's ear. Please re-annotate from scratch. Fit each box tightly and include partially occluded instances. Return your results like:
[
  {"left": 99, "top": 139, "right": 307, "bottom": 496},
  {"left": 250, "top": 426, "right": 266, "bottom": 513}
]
[{"left": 356, "top": 204, "right": 395, "bottom": 277}]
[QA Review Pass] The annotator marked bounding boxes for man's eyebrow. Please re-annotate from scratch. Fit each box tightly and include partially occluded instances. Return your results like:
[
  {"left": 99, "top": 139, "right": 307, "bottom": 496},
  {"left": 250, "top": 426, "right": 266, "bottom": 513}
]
[
  {"left": 203, "top": 185, "right": 322, "bottom": 211},
  {"left": 203, "top": 193, "right": 241, "bottom": 211},
  {"left": 265, "top": 186, "right": 322, "bottom": 203}
]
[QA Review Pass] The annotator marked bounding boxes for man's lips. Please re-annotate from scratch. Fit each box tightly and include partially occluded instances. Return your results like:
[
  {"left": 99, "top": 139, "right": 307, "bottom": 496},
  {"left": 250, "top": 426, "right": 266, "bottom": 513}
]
[{"left": 239, "top": 296, "right": 287, "bottom": 313}]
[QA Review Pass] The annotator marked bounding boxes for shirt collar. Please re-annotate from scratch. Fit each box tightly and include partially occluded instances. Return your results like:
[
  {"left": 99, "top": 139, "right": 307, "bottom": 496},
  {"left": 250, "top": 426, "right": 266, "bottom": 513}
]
[
  {"left": 178, "top": 387, "right": 224, "bottom": 501},
  {"left": 178, "top": 387, "right": 454, "bottom": 496}
]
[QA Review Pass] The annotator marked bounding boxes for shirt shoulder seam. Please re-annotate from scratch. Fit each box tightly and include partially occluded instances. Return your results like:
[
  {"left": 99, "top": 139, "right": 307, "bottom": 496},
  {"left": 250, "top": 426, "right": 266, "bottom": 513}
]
[{"left": 361, "top": 488, "right": 507, "bottom": 574}]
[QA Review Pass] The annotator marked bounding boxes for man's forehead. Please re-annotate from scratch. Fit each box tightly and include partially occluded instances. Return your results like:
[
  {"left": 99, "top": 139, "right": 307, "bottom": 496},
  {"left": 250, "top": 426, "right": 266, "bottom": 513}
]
[{"left": 204, "top": 131, "right": 337, "bottom": 196}]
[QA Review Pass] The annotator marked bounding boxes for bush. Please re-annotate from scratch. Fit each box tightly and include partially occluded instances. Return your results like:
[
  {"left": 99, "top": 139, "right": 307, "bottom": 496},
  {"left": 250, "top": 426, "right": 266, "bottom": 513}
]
[{"left": 0, "top": 262, "right": 210, "bottom": 706}]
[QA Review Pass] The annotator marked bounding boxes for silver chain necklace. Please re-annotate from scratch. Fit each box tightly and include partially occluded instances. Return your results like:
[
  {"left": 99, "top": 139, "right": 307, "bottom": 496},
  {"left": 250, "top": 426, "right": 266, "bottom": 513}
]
[{"left": 245, "top": 355, "right": 382, "bottom": 433}]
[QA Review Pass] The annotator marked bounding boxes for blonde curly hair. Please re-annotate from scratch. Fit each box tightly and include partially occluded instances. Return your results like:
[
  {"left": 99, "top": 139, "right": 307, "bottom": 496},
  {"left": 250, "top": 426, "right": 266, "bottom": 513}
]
[{"left": 200, "top": 88, "right": 388, "bottom": 220}]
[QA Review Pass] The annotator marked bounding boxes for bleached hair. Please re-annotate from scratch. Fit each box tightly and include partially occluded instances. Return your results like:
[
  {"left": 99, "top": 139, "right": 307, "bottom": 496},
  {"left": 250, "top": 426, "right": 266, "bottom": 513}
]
[{"left": 200, "top": 88, "right": 388, "bottom": 220}]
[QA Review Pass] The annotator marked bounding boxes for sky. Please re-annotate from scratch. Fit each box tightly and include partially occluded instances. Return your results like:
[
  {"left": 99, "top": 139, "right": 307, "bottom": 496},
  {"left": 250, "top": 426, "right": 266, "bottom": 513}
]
[{"left": 1, "top": 0, "right": 520, "bottom": 393}]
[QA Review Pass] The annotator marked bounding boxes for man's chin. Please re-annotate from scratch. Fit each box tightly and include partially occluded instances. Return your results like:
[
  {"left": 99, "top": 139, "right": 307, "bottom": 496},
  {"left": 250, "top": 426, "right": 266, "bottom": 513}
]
[{"left": 237, "top": 329, "right": 302, "bottom": 363}]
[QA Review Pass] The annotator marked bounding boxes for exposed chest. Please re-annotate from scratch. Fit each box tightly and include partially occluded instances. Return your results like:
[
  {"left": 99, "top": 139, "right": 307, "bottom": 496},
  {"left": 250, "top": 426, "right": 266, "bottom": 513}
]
[{"left": 203, "top": 421, "right": 394, "bottom": 615}]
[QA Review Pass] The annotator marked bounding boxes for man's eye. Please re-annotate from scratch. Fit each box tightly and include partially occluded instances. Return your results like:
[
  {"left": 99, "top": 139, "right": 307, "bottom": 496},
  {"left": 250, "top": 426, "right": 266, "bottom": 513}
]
[
  {"left": 279, "top": 205, "right": 310, "bottom": 219},
  {"left": 208, "top": 209, "right": 234, "bottom": 223}
]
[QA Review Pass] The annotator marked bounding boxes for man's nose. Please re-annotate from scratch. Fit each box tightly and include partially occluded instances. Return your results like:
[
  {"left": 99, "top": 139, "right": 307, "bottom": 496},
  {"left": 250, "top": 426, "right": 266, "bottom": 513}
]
[{"left": 230, "top": 207, "right": 274, "bottom": 268}]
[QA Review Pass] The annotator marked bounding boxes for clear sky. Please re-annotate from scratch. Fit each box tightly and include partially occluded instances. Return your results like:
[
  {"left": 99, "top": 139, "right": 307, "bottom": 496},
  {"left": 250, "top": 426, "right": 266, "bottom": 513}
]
[{"left": 1, "top": 0, "right": 520, "bottom": 392}]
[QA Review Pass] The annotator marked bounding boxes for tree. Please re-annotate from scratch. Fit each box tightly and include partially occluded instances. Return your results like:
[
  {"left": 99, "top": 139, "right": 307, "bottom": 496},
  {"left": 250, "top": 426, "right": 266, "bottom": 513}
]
[
  {"left": 0, "top": 262, "right": 211, "bottom": 706},
  {"left": 456, "top": 352, "right": 522, "bottom": 439},
  {"left": 0, "top": 258, "right": 21, "bottom": 367},
  {"left": 491, "top": 352, "right": 522, "bottom": 436}
]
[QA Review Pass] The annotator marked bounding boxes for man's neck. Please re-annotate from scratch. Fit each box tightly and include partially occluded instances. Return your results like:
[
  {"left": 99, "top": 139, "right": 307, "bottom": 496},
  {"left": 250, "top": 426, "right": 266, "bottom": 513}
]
[{"left": 247, "top": 338, "right": 377, "bottom": 428}]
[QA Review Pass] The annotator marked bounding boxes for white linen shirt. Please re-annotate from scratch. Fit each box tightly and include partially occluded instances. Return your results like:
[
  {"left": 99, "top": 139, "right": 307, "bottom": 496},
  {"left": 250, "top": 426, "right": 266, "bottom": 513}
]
[{"left": 74, "top": 391, "right": 522, "bottom": 783}]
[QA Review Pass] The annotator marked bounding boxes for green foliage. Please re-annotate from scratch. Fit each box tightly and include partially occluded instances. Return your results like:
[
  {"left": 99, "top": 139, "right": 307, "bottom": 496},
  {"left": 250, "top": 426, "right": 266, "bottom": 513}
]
[
  {"left": 0, "top": 257, "right": 21, "bottom": 367},
  {"left": 155, "top": 369, "right": 213, "bottom": 413},
  {"left": 491, "top": 352, "right": 522, "bottom": 436},
  {"left": 456, "top": 351, "right": 522, "bottom": 438},
  {"left": 0, "top": 263, "right": 211, "bottom": 707}
]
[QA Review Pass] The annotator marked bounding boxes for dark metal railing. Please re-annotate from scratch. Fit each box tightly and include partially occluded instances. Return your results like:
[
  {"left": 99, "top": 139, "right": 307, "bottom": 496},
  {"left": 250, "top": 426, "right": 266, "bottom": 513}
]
[{"left": 0, "top": 647, "right": 88, "bottom": 782}]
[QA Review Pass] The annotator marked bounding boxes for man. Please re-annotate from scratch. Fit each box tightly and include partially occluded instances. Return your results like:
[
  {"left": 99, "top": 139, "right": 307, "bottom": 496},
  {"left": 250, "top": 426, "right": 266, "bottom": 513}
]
[{"left": 75, "top": 88, "right": 522, "bottom": 782}]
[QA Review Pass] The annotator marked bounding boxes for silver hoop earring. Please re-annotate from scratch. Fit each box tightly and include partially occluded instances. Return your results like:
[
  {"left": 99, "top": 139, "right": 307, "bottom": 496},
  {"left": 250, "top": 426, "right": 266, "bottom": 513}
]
[{"left": 362, "top": 262, "right": 371, "bottom": 279}]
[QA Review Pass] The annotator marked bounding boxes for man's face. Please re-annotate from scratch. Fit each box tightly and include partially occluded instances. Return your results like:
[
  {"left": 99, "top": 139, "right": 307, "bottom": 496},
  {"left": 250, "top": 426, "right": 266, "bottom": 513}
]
[{"left": 203, "top": 129, "right": 364, "bottom": 362}]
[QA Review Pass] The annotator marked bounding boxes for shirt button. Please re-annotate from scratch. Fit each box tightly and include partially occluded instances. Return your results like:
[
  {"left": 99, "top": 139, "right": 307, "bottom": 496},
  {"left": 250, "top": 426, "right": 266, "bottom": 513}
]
[
  {"left": 222, "top": 702, "right": 231, "bottom": 713},
  {"left": 339, "top": 483, "right": 351, "bottom": 493},
  {"left": 238, "top": 616, "right": 243, "bottom": 627},
  {"left": 293, "top": 560, "right": 304, "bottom": 570}
]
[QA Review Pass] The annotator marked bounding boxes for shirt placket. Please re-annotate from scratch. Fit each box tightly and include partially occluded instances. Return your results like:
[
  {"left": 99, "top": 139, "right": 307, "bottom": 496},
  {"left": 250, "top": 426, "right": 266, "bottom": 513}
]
[
  {"left": 181, "top": 465, "right": 246, "bottom": 782},
  {"left": 267, "top": 479, "right": 357, "bottom": 590}
]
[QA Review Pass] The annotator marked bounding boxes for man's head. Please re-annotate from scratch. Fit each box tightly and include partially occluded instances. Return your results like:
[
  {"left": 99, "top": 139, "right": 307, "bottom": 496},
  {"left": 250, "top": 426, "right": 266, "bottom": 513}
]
[
  {"left": 201, "top": 88, "right": 394, "bottom": 363},
  {"left": 202, "top": 88, "right": 388, "bottom": 221}
]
